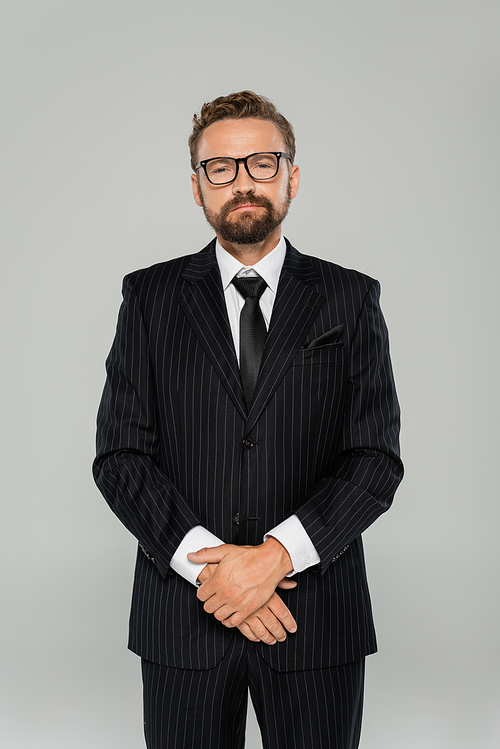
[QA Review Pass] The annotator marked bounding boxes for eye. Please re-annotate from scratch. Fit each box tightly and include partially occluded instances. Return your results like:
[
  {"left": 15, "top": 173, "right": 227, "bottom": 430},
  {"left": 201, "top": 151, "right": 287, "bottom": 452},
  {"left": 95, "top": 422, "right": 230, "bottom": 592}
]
[
  {"left": 248, "top": 153, "right": 278, "bottom": 178},
  {"left": 207, "top": 159, "right": 235, "bottom": 177}
]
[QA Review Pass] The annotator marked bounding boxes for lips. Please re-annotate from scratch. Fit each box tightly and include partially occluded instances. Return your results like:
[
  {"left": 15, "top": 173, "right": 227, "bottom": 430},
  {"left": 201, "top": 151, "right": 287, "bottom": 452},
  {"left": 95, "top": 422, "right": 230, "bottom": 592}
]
[{"left": 231, "top": 203, "right": 262, "bottom": 212}]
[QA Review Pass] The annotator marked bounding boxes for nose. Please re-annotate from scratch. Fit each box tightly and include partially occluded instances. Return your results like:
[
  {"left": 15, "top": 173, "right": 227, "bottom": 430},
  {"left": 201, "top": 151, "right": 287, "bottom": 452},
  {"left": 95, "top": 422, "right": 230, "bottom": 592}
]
[{"left": 232, "top": 162, "right": 255, "bottom": 195}]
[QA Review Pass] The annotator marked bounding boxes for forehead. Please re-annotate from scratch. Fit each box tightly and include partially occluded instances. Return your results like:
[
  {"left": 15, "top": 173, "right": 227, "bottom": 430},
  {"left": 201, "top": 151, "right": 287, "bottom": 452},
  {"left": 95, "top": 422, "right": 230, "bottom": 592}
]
[{"left": 197, "top": 118, "right": 285, "bottom": 160}]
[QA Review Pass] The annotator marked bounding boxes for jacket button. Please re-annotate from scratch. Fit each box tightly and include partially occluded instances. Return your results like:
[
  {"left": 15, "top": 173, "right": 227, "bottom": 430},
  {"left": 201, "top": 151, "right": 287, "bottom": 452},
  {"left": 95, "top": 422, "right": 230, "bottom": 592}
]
[
  {"left": 242, "top": 438, "right": 254, "bottom": 450},
  {"left": 233, "top": 513, "right": 240, "bottom": 525}
]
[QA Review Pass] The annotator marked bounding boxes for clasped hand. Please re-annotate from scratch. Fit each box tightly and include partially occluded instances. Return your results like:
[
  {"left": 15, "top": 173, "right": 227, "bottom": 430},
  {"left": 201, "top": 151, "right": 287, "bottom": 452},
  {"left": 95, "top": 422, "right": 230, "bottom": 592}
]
[{"left": 187, "top": 540, "right": 297, "bottom": 645}]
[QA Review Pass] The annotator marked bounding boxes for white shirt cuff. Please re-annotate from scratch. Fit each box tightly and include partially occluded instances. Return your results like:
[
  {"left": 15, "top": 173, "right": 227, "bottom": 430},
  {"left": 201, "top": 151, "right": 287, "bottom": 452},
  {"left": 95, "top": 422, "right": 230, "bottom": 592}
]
[
  {"left": 264, "top": 515, "right": 320, "bottom": 575},
  {"left": 170, "top": 526, "right": 224, "bottom": 586}
]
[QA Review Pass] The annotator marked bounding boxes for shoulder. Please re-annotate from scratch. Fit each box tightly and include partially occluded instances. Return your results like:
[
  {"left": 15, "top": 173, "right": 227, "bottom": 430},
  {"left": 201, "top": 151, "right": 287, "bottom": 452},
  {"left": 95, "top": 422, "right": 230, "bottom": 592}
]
[
  {"left": 122, "top": 240, "right": 216, "bottom": 300},
  {"left": 312, "top": 255, "right": 376, "bottom": 292},
  {"left": 284, "top": 238, "right": 379, "bottom": 301},
  {"left": 123, "top": 256, "right": 187, "bottom": 297}
]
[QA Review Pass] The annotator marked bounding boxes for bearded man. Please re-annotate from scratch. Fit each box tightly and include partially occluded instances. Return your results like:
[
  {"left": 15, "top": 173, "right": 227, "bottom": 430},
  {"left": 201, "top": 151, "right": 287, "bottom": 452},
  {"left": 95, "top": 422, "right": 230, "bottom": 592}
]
[{"left": 93, "top": 90, "right": 403, "bottom": 749}]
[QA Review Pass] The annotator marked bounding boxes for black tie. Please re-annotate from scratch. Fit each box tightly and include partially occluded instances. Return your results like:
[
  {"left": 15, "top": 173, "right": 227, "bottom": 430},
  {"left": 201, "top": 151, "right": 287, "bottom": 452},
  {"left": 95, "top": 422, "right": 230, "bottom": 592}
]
[{"left": 232, "top": 275, "right": 268, "bottom": 409}]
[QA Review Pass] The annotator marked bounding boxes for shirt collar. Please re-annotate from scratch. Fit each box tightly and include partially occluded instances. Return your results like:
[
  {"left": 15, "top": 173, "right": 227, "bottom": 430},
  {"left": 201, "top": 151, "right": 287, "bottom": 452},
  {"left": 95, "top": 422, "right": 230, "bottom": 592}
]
[{"left": 216, "top": 236, "right": 287, "bottom": 294}]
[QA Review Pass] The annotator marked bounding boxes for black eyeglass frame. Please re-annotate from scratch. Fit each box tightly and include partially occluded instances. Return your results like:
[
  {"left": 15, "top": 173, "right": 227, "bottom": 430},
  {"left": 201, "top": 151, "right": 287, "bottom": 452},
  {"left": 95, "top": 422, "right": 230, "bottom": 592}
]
[{"left": 194, "top": 152, "right": 292, "bottom": 185}]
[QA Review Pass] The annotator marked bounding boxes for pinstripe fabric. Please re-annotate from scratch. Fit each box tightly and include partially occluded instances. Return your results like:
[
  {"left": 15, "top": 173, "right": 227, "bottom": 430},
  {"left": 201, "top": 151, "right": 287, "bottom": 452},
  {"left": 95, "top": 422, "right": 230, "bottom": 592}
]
[
  {"left": 93, "top": 238, "right": 403, "bottom": 672},
  {"left": 141, "top": 639, "right": 248, "bottom": 749},
  {"left": 142, "top": 644, "right": 364, "bottom": 749},
  {"left": 248, "top": 653, "right": 364, "bottom": 749}
]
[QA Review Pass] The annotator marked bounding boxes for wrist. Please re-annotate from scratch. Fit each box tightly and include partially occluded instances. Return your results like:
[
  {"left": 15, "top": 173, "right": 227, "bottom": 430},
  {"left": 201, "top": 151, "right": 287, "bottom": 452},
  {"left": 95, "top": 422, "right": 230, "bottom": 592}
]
[{"left": 263, "top": 536, "right": 293, "bottom": 578}]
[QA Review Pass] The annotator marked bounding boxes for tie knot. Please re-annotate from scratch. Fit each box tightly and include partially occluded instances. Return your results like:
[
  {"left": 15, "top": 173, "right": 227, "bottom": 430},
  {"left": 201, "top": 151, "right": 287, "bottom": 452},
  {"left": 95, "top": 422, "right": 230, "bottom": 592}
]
[{"left": 232, "top": 275, "right": 267, "bottom": 300}]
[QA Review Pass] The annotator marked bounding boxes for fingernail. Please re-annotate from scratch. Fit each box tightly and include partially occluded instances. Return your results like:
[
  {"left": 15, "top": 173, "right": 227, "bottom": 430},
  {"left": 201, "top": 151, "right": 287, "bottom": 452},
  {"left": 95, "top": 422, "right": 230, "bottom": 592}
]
[{"left": 290, "top": 627, "right": 297, "bottom": 633}]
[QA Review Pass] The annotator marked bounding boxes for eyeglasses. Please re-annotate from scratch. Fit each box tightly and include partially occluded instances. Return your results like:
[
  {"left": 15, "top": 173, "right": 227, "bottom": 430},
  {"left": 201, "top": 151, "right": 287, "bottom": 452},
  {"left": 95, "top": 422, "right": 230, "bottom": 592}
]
[{"left": 195, "top": 152, "right": 291, "bottom": 185}]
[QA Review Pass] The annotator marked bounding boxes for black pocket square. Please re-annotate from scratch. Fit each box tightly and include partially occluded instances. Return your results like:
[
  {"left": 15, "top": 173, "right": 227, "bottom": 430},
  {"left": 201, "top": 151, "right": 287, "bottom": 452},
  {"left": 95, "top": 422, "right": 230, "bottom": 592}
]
[{"left": 302, "top": 324, "right": 344, "bottom": 350}]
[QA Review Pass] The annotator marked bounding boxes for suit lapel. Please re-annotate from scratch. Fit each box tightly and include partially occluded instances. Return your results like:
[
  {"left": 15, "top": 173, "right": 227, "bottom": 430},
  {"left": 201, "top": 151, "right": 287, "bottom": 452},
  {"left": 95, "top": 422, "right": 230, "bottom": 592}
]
[
  {"left": 178, "top": 241, "right": 247, "bottom": 418},
  {"left": 178, "top": 240, "right": 325, "bottom": 428},
  {"left": 245, "top": 243, "right": 325, "bottom": 433}
]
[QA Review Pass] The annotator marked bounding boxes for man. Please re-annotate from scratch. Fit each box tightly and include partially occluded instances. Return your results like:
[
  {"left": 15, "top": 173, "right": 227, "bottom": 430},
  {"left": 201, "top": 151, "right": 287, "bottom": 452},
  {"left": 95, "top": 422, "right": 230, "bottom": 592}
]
[{"left": 93, "top": 90, "right": 403, "bottom": 749}]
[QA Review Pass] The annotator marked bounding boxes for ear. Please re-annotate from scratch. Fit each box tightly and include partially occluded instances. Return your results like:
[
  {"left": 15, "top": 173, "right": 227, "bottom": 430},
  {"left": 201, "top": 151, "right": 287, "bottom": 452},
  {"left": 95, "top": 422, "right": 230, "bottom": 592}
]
[
  {"left": 289, "top": 164, "right": 300, "bottom": 200},
  {"left": 191, "top": 173, "right": 203, "bottom": 207}
]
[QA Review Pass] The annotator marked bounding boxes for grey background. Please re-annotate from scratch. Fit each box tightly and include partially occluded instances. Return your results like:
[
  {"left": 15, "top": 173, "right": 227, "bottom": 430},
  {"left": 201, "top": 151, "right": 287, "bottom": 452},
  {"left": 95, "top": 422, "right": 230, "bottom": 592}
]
[{"left": 1, "top": 1, "right": 499, "bottom": 747}]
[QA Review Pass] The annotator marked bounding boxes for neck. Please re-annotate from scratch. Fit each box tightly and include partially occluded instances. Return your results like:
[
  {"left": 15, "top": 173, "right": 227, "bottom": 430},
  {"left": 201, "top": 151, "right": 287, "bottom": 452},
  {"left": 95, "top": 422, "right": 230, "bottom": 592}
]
[{"left": 216, "top": 228, "right": 281, "bottom": 266}]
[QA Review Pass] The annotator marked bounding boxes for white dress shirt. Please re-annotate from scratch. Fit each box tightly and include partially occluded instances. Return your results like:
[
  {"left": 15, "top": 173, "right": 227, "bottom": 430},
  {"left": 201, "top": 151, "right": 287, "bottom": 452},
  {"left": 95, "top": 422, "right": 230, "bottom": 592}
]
[{"left": 170, "top": 236, "right": 320, "bottom": 586}]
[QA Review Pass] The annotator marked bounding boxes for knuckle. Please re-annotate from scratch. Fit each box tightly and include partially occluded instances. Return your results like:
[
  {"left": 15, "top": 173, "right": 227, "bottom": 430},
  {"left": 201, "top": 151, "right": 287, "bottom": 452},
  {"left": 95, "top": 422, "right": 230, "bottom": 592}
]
[{"left": 281, "top": 607, "right": 292, "bottom": 618}]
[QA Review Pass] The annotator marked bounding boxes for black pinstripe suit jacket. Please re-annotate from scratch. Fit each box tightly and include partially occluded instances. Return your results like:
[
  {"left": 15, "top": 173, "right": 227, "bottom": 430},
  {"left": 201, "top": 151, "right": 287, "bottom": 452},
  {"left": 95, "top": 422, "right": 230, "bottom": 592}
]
[{"left": 93, "top": 238, "right": 403, "bottom": 672}]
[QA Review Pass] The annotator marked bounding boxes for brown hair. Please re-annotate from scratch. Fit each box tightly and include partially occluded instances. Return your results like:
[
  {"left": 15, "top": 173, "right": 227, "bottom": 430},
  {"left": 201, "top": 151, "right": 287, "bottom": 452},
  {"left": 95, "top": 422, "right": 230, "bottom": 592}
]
[{"left": 188, "top": 90, "right": 296, "bottom": 171}]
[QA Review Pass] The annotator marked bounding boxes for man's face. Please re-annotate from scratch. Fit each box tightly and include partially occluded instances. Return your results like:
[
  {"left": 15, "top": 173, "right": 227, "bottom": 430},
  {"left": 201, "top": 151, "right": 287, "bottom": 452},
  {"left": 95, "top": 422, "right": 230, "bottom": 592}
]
[{"left": 191, "top": 118, "right": 300, "bottom": 252}]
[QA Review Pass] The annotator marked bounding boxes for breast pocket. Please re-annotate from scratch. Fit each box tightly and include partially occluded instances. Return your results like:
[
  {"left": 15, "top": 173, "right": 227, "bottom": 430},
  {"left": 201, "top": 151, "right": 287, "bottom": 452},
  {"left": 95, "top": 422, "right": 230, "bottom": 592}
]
[
  {"left": 287, "top": 345, "right": 346, "bottom": 414},
  {"left": 292, "top": 344, "right": 345, "bottom": 366}
]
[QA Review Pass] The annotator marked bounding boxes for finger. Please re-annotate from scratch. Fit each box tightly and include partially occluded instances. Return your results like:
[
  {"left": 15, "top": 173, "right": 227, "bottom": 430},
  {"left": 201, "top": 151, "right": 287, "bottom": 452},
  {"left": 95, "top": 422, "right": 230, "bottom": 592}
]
[
  {"left": 196, "top": 563, "right": 218, "bottom": 585},
  {"left": 196, "top": 575, "right": 232, "bottom": 603},
  {"left": 221, "top": 609, "right": 245, "bottom": 627},
  {"left": 242, "top": 615, "right": 277, "bottom": 645},
  {"left": 198, "top": 577, "right": 242, "bottom": 608},
  {"left": 202, "top": 599, "right": 242, "bottom": 624},
  {"left": 200, "top": 589, "right": 261, "bottom": 623},
  {"left": 202, "top": 596, "right": 230, "bottom": 616},
  {"left": 187, "top": 545, "right": 226, "bottom": 564},
  {"left": 196, "top": 583, "right": 215, "bottom": 603},
  {"left": 215, "top": 606, "right": 239, "bottom": 623},
  {"left": 277, "top": 578, "right": 297, "bottom": 590},
  {"left": 268, "top": 595, "right": 297, "bottom": 633},
  {"left": 236, "top": 622, "right": 260, "bottom": 642},
  {"left": 254, "top": 610, "right": 287, "bottom": 642}
]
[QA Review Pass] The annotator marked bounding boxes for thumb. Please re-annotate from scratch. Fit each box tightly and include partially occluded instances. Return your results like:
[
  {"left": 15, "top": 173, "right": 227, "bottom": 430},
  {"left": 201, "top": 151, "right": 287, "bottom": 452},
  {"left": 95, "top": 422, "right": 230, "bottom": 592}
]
[
  {"left": 187, "top": 544, "right": 226, "bottom": 563},
  {"left": 277, "top": 578, "right": 297, "bottom": 590}
]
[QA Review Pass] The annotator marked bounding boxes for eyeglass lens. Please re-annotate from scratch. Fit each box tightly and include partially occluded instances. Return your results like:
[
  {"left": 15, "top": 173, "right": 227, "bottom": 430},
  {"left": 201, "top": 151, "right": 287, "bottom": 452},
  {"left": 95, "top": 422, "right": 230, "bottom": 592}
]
[{"left": 205, "top": 153, "right": 279, "bottom": 184}]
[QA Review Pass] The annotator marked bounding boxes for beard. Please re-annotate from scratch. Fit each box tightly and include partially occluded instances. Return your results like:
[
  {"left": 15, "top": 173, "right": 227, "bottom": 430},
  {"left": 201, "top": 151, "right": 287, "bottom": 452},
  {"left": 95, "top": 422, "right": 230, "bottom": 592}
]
[{"left": 199, "top": 186, "right": 291, "bottom": 245}]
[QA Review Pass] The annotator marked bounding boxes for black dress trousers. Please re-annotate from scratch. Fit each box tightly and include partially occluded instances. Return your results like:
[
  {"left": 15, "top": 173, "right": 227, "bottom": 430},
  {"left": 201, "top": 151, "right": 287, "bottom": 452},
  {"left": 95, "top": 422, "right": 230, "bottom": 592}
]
[{"left": 142, "top": 634, "right": 365, "bottom": 749}]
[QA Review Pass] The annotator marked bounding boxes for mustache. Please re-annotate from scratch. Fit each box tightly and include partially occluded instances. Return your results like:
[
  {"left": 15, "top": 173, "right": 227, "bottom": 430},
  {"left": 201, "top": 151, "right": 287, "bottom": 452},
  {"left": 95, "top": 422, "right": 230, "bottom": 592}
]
[{"left": 221, "top": 194, "right": 273, "bottom": 215}]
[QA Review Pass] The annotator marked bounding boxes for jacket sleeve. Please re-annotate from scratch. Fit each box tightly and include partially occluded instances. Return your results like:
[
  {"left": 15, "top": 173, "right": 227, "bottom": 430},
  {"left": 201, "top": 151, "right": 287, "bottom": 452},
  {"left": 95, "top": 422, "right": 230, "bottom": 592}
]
[
  {"left": 92, "top": 274, "right": 202, "bottom": 578},
  {"left": 294, "top": 280, "right": 403, "bottom": 574}
]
